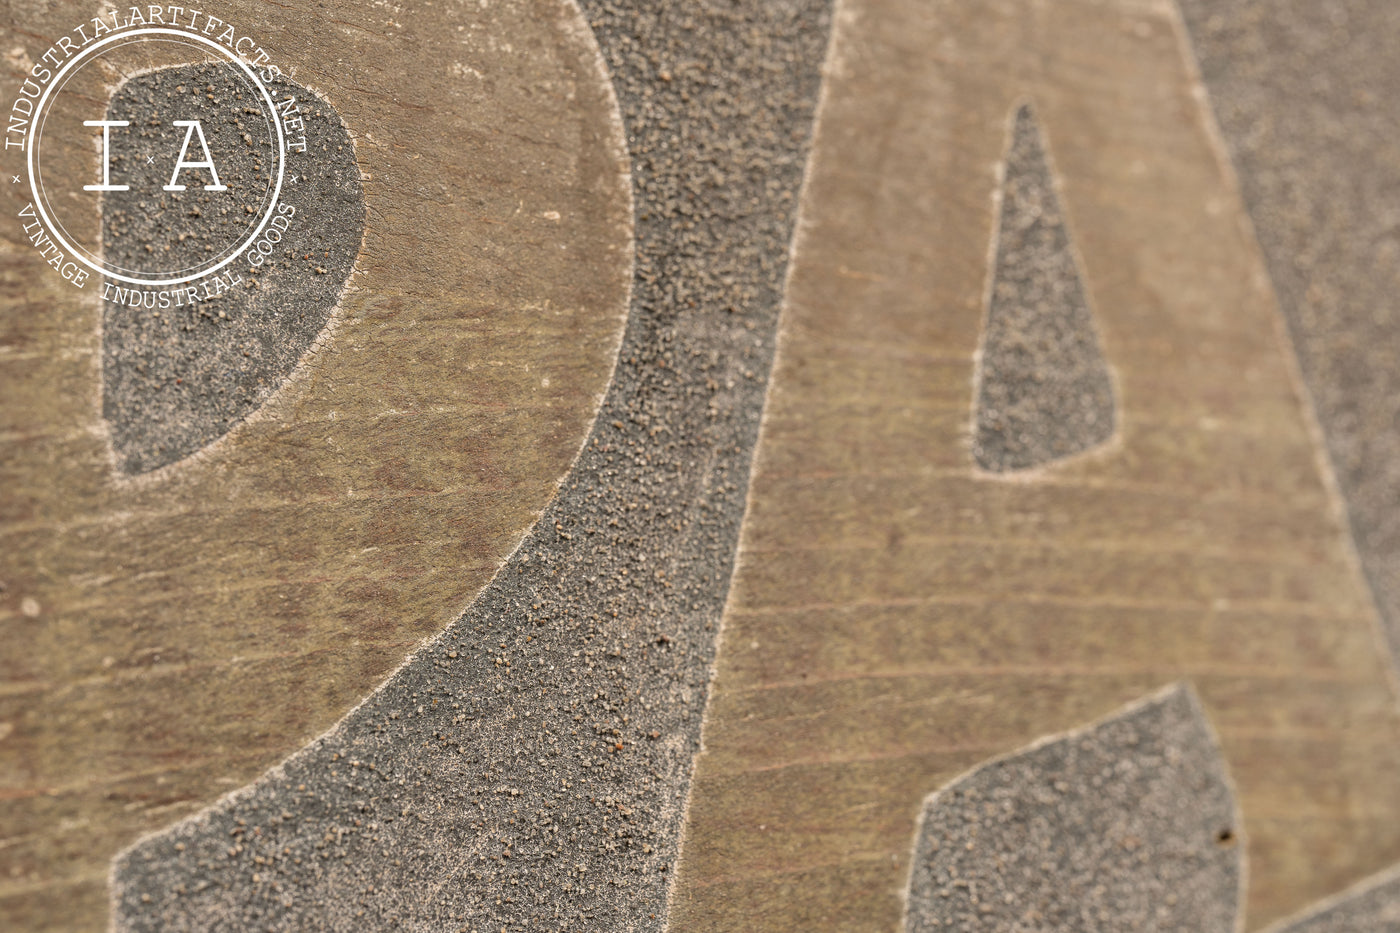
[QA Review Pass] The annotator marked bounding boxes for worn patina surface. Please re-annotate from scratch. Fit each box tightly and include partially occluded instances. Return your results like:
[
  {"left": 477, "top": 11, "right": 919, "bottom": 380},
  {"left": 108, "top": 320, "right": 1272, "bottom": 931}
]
[
  {"left": 5, "top": 0, "right": 1400, "bottom": 930},
  {"left": 670, "top": 2, "right": 1400, "bottom": 930},
  {"left": 0, "top": 1, "right": 631, "bottom": 928}
]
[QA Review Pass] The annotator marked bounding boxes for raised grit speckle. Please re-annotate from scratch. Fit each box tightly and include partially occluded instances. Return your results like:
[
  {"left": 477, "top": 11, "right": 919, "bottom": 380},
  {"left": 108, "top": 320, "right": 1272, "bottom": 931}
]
[
  {"left": 973, "top": 103, "right": 1116, "bottom": 473},
  {"left": 111, "top": 1, "right": 833, "bottom": 930},
  {"left": 101, "top": 64, "right": 364, "bottom": 474},
  {"left": 906, "top": 685, "right": 1241, "bottom": 933}
]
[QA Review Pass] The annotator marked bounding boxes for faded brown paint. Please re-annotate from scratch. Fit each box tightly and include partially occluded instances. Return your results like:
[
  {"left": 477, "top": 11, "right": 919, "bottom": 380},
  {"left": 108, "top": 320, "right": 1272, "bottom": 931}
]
[
  {"left": 0, "top": 1, "right": 630, "bottom": 929},
  {"left": 672, "top": 0, "right": 1400, "bottom": 930}
]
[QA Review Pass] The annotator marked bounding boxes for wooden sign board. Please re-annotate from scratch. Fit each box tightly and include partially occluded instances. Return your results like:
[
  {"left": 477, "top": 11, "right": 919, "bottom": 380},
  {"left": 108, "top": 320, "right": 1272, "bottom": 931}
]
[{"left": 3, "top": 0, "right": 1400, "bottom": 931}]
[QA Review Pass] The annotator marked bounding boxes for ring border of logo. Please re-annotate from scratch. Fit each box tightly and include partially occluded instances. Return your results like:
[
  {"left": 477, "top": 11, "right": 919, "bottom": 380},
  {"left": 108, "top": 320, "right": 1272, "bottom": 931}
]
[{"left": 26, "top": 27, "right": 286, "bottom": 288}]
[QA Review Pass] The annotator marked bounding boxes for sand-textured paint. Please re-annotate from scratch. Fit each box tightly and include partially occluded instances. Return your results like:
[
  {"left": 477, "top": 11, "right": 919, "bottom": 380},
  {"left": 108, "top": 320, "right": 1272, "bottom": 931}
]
[
  {"left": 109, "top": 1, "right": 833, "bottom": 931},
  {"left": 973, "top": 103, "right": 1116, "bottom": 473},
  {"left": 1177, "top": 0, "right": 1400, "bottom": 674},
  {"left": 0, "top": 1, "right": 631, "bottom": 928},
  {"left": 671, "top": 1, "right": 1400, "bottom": 930},
  {"left": 906, "top": 686, "right": 1241, "bottom": 932},
  {"left": 98, "top": 65, "right": 365, "bottom": 474}
]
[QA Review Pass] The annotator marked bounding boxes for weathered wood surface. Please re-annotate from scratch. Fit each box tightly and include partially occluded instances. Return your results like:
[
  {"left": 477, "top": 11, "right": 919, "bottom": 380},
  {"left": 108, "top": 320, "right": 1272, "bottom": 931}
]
[
  {"left": 671, "top": 1, "right": 1400, "bottom": 930},
  {"left": 0, "top": 1, "right": 630, "bottom": 928},
  {"left": 4, "top": 0, "right": 1400, "bottom": 930}
]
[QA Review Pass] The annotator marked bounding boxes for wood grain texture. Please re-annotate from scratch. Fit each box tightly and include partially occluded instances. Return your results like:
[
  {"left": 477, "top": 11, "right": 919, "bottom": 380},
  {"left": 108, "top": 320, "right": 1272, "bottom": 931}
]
[
  {"left": 671, "top": 0, "right": 1400, "bottom": 929},
  {"left": 0, "top": 1, "right": 630, "bottom": 929}
]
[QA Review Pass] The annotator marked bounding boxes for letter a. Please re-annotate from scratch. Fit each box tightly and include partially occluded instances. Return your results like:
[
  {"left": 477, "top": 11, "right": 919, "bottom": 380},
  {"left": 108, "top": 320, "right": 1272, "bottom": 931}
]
[{"left": 164, "top": 120, "right": 227, "bottom": 191}]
